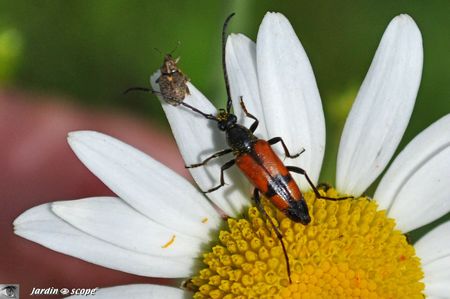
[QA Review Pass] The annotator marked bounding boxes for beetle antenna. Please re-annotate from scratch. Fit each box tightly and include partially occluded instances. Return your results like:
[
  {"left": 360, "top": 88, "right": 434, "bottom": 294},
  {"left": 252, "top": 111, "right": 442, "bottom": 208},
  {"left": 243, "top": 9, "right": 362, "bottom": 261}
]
[
  {"left": 222, "top": 13, "right": 235, "bottom": 114},
  {"left": 170, "top": 41, "right": 181, "bottom": 55},
  {"left": 153, "top": 47, "right": 162, "bottom": 55},
  {"left": 180, "top": 102, "right": 218, "bottom": 121}
]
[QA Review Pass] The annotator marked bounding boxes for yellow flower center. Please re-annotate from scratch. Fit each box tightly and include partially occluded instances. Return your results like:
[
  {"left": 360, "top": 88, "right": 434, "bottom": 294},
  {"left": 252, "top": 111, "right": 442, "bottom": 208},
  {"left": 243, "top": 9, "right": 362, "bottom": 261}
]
[{"left": 190, "top": 188, "right": 424, "bottom": 299}]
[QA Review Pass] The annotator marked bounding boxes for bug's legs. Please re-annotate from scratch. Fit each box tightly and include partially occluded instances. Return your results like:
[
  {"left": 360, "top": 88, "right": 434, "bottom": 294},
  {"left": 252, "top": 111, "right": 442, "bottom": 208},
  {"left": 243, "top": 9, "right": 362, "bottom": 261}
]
[
  {"left": 202, "top": 159, "right": 235, "bottom": 193},
  {"left": 185, "top": 149, "right": 233, "bottom": 168},
  {"left": 268, "top": 137, "right": 305, "bottom": 159},
  {"left": 253, "top": 188, "right": 292, "bottom": 283},
  {"left": 287, "top": 166, "right": 352, "bottom": 201},
  {"left": 239, "top": 96, "right": 259, "bottom": 133},
  {"left": 253, "top": 189, "right": 283, "bottom": 238},
  {"left": 123, "top": 86, "right": 157, "bottom": 95}
]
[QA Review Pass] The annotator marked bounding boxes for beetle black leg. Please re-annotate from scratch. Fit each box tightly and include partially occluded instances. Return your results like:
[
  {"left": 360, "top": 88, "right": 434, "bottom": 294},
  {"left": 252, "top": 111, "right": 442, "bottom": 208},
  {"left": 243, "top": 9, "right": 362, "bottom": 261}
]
[
  {"left": 268, "top": 137, "right": 305, "bottom": 159},
  {"left": 123, "top": 86, "right": 157, "bottom": 95},
  {"left": 124, "top": 85, "right": 215, "bottom": 119},
  {"left": 186, "top": 149, "right": 233, "bottom": 168},
  {"left": 202, "top": 159, "right": 235, "bottom": 193},
  {"left": 286, "top": 166, "right": 352, "bottom": 201},
  {"left": 253, "top": 188, "right": 292, "bottom": 283},
  {"left": 239, "top": 96, "right": 259, "bottom": 133},
  {"left": 253, "top": 189, "right": 283, "bottom": 238}
]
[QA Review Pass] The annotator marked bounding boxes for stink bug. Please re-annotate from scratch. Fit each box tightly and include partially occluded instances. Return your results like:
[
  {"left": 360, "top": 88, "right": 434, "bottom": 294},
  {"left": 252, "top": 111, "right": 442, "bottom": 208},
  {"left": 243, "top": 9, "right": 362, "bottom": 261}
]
[
  {"left": 124, "top": 49, "right": 189, "bottom": 106},
  {"left": 155, "top": 53, "right": 190, "bottom": 106},
  {"left": 175, "top": 13, "right": 350, "bottom": 283}
]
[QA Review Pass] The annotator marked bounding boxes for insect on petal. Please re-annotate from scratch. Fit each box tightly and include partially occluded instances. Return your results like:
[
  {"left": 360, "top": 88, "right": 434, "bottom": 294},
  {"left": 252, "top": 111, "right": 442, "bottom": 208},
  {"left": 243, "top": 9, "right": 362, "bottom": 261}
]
[{"left": 152, "top": 73, "right": 251, "bottom": 216}]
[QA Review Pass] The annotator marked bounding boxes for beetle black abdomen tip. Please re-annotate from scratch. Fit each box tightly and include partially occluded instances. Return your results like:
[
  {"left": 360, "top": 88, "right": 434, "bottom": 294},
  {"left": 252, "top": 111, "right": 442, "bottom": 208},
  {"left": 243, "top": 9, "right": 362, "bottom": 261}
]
[{"left": 285, "top": 200, "right": 311, "bottom": 225}]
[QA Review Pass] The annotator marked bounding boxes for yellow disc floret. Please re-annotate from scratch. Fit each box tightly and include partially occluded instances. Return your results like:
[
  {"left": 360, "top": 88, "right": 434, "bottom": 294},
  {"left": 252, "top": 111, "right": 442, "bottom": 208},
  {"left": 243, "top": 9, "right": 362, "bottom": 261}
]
[{"left": 191, "top": 188, "right": 424, "bottom": 299}]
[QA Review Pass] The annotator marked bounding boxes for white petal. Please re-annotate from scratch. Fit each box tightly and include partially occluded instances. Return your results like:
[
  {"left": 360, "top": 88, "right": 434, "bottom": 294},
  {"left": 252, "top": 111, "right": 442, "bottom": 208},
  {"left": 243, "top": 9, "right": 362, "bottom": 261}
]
[
  {"left": 52, "top": 197, "right": 203, "bottom": 258},
  {"left": 67, "top": 131, "right": 220, "bottom": 239},
  {"left": 226, "top": 33, "right": 268, "bottom": 138},
  {"left": 416, "top": 222, "right": 450, "bottom": 297},
  {"left": 151, "top": 73, "right": 251, "bottom": 216},
  {"left": 412, "top": 222, "right": 450, "bottom": 297},
  {"left": 336, "top": 14, "right": 423, "bottom": 196},
  {"left": 424, "top": 284, "right": 450, "bottom": 299},
  {"left": 423, "top": 265, "right": 450, "bottom": 298},
  {"left": 14, "top": 204, "right": 194, "bottom": 277},
  {"left": 422, "top": 256, "right": 450, "bottom": 279},
  {"left": 257, "top": 12, "right": 325, "bottom": 189},
  {"left": 65, "top": 284, "right": 186, "bottom": 299},
  {"left": 415, "top": 221, "right": 450, "bottom": 265},
  {"left": 375, "top": 115, "right": 450, "bottom": 232}
]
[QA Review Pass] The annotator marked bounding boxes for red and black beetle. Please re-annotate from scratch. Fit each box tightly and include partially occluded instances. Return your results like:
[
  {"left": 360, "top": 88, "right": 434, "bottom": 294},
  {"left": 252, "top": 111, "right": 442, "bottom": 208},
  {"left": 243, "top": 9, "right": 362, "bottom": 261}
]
[{"left": 178, "top": 13, "right": 350, "bottom": 282}]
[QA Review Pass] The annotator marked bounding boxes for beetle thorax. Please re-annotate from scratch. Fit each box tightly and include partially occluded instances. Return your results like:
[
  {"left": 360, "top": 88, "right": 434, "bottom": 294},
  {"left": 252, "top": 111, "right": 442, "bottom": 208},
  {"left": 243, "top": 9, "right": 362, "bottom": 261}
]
[{"left": 226, "top": 124, "right": 257, "bottom": 154}]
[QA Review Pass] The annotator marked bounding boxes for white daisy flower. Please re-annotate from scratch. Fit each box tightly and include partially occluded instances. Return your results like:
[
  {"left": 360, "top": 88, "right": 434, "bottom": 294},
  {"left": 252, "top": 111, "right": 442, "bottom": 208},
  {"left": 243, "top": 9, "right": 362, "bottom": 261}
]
[{"left": 14, "top": 12, "right": 450, "bottom": 299}]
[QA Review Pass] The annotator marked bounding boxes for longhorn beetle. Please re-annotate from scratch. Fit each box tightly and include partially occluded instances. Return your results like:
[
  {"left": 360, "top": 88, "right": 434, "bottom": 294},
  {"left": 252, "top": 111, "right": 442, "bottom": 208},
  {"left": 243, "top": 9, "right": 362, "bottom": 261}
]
[{"left": 173, "top": 13, "right": 351, "bottom": 283}]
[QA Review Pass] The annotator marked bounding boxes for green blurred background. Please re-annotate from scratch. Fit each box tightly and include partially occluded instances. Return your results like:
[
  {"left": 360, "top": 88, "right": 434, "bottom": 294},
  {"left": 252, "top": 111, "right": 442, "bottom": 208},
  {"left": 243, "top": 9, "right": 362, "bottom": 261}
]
[{"left": 1, "top": 0, "right": 449, "bottom": 241}]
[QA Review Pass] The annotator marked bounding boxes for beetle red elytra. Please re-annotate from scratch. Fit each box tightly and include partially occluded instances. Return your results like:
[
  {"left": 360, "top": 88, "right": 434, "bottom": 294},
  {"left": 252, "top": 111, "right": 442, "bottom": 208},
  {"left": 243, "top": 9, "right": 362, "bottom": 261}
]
[
  {"left": 124, "top": 48, "right": 189, "bottom": 106},
  {"left": 174, "top": 13, "right": 350, "bottom": 283}
]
